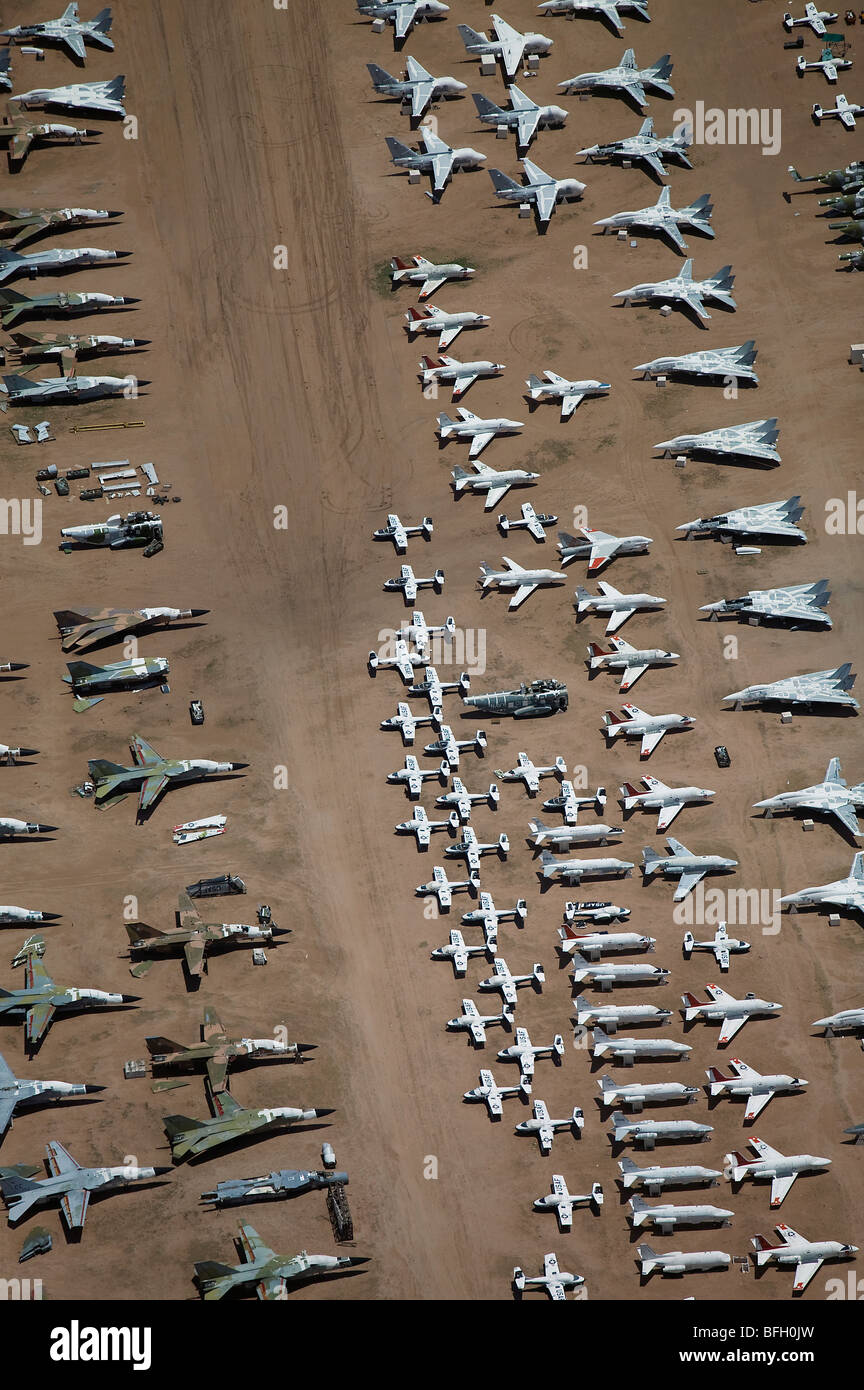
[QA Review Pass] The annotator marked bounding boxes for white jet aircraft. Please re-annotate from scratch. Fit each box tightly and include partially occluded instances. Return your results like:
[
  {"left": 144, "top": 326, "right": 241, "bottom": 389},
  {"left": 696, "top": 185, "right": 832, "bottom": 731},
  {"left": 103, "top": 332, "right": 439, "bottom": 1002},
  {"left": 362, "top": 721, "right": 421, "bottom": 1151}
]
[
  {"left": 602, "top": 704, "right": 694, "bottom": 758},
  {"left": 497, "top": 1026, "right": 564, "bottom": 1077},
  {"left": 526, "top": 371, "right": 610, "bottom": 420},
  {"left": 558, "top": 924, "right": 654, "bottom": 958},
  {"left": 367, "top": 58, "right": 465, "bottom": 120},
  {"left": 410, "top": 666, "right": 470, "bottom": 710},
  {"left": 439, "top": 408, "right": 523, "bottom": 457},
  {"left": 1, "top": 5, "right": 114, "bottom": 62},
  {"left": 387, "top": 754, "right": 448, "bottom": 798},
  {"left": 751, "top": 1223, "right": 856, "bottom": 1293},
  {"left": 642, "top": 837, "right": 737, "bottom": 900},
  {"left": 497, "top": 502, "right": 557, "bottom": 542},
  {"left": 512, "top": 1252, "right": 583, "bottom": 1300},
  {"left": 416, "top": 865, "right": 477, "bottom": 910},
  {"left": 683, "top": 921, "right": 750, "bottom": 971},
  {"left": 478, "top": 557, "right": 565, "bottom": 610},
  {"left": 707, "top": 1059, "right": 808, "bottom": 1122},
  {"left": 723, "top": 664, "right": 859, "bottom": 711},
  {"left": 628, "top": 1195, "right": 734, "bottom": 1230},
  {"left": 516, "top": 1101, "right": 584, "bottom": 1154},
  {"left": 421, "top": 353, "right": 504, "bottom": 400},
  {"left": 436, "top": 778, "right": 499, "bottom": 823},
  {"left": 755, "top": 756, "right": 864, "bottom": 838},
  {"left": 380, "top": 702, "right": 440, "bottom": 747},
  {"left": 589, "top": 640, "right": 679, "bottom": 693},
  {"left": 726, "top": 1136, "right": 829, "bottom": 1206},
  {"left": 544, "top": 781, "right": 607, "bottom": 825},
  {"left": 682, "top": 985, "right": 782, "bottom": 1045},
  {"left": 431, "top": 929, "right": 489, "bottom": 976},
  {"left": 613, "top": 260, "right": 735, "bottom": 319},
  {"left": 797, "top": 50, "right": 852, "bottom": 83},
  {"left": 390, "top": 253, "right": 473, "bottom": 299},
  {"left": 496, "top": 751, "right": 566, "bottom": 795},
  {"left": 539, "top": 0, "right": 650, "bottom": 33},
  {"left": 533, "top": 1175, "right": 603, "bottom": 1232},
  {"left": 558, "top": 527, "right": 653, "bottom": 573},
  {"left": 676, "top": 496, "right": 806, "bottom": 544},
  {"left": 488, "top": 157, "right": 586, "bottom": 229},
  {"left": 570, "top": 953, "right": 668, "bottom": 991},
  {"left": 558, "top": 47, "right": 674, "bottom": 107},
  {"left": 458, "top": 15, "right": 553, "bottom": 81},
  {"left": 576, "top": 998, "right": 672, "bottom": 1032},
  {"left": 539, "top": 850, "right": 634, "bottom": 883},
  {"left": 404, "top": 304, "right": 488, "bottom": 351},
  {"left": 461, "top": 892, "right": 526, "bottom": 947},
  {"left": 576, "top": 582, "right": 667, "bottom": 634},
  {"left": 372, "top": 512, "right": 433, "bottom": 553},
  {"left": 399, "top": 611, "right": 455, "bottom": 655},
  {"left": 596, "top": 187, "right": 714, "bottom": 252},
  {"left": 576, "top": 115, "right": 691, "bottom": 179},
  {"left": 599, "top": 1076, "right": 698, "bottom": 1111},
  {"left": 634, "top": 341, "right": 758, "bottom": 384},
  {"left": 451, "top": 459, "right": 538, "bottom": 509},
  {"left": 638, "top": 1245, "right": 730, "bottom": 1276},
  {"left": 783, "top": 5, "right": 839, "bottom": 36},
  {"left": 529, "top": 819, "right": 622, "bottom": 850},
  {"left": 472, "top": 85, "right": 568, "bottom": 153},
  {"left": 620, "top": 774, "right": 713, "bottom": 830},
  {"left": 781, "top": 851, "right": 864, "bottom": 916},
  {"left": 444, "top": 825, "right": 508, "bottom": 872},
  {"left": 357, "top": 0, "right": 450, "bottom": 41},
  {"left": 11, "top": 76, "right": 125, "bottom": 117},
  {"left": 463, "top": 1068, "right": 530, "bottom": 1115},
  {"left": 812, "top": 93, "right": 864, "bottom": 129},
  {"left": 478, "top": 958, "right": 543, "bottom": 1006},
  {"left": 446, "top": 997, "right": 513, "bottom": 1044},
  {"left": 381, "top": 565, "right": 444, "bottom": 604},
  {"left": 424, "top": 725, "right": 486, "bottom": 771},
  {"left": 368, "top": 639, "right": 425, "bottom": 683},
  {"left": 395, "top": 804, "right": 455, "bottom": 847},
  {"left": 619, "top": 1156, "right": 723, "bottom": 1193}
]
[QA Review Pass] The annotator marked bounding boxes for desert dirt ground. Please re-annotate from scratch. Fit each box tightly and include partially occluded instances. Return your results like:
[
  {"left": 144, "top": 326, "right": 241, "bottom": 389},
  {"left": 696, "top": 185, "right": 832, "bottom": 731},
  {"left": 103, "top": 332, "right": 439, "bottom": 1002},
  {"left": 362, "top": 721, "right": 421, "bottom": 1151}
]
[{"left": 0, "top": 0, "right": 861, "bottom": 1303}]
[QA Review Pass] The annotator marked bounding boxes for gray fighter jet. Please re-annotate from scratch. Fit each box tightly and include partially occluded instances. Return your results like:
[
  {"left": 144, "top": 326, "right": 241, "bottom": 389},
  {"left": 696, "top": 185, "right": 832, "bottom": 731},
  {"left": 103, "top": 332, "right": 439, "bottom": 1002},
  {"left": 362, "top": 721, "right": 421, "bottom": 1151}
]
[
  {"left": 88, "top": 733, "right": 247, "bottom": 819},
  {"left": 451, "top": 459, "right": 538, "bottom": 508},
  {"left": 677, "top": 496, "right": 805, "bottom": 544},
  {"left": 357, "top": 0, "right": 449, "bottom": 43},
  {"left": 478, "top": 557, "right": 565, "bottom": 609},
  {"left": 3, "top": 370, "right": 141, "bottom": 404},
  {"left": 558, "top": 47, "right": 674, "bottom": 107},
  {"left": 0, "top": 289, "right": 136, "bottom": 330},
  {"left": 539, "top": 0, "right": 650, "bottom": 33},
  {"left": 201, "top": 1167, "right": 347, "bottom": 1208},
  {"left": 164, "top": 1089, "right": 333, "bottom": 1163},
  {"left": 54, "top": 604, "right": 205, "bottom": 653},
  {"left": 488, "top": 158, "right": 585, "bottom": 230},
  {"left": 701, "top": 581, "right": 831, "bottom": 629},
  {"left": 458, "top": 15, "right": 553, "bottom": 82},
  {"left": 1, "top": 6, "right": 114, "bottom": 62},
  {"left": 194, "top": 1223, "right": 367, "bottom": 1300},
  {"left": 367, "top": 58, "right": 465, "bottom": 121},
  {"left": 0, "top": 940, "right": 137, "bottom": 1051},
  {"left": 0, "top": 1140, "right": 168, "bottom": 1230},
  {"left": 0, "top": 245, "right": 129, "bottom": 284},
  {"left": 596, "top": 187, "right": 714, "bottom": 253},
  {"left": 642, "top": 836, "right": 737, "bottom": 901},
  {"left": 780, "top": 851, "right": 864, "bottom": 915},
  {"left": 385, "top": 126, "right": 485, "bottom": 199},
  {"left": 11, "top": 75, "right": 125, "bottom": 118},
  {"left": 576, "top": 115, "right": 691, "bottom": 178},
  {"left": 472, "top": 85, "right": 567, "bottom": 153},
  {"left": 723, "top": 664, "right": 858, "bottom": 711},
  {"left": 634, "top": 341, "right": 758, "bottom": 383},
  {"left": 0, "top": 1052, "right": 102, "bottom": 1142},
  {"left": 755, "top": 756, "right": 864, "bottom": 838},
  {"left": 657, "top": 419, "right": 780, "bottom": 465},
  {"left": 614, "top": 260, "right": 734, "bottom": 320},
  {"left": 63, "top": 656, "right": 170, "bottom": 712}
]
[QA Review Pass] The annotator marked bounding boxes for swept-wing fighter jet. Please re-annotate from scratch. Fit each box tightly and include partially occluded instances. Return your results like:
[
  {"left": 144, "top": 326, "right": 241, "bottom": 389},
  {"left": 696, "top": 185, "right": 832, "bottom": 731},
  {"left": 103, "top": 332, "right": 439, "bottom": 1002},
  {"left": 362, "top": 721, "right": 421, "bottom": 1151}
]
[
  {"left": 755, "top": 756, "right": 864, "bottom": 838},
  {"left": 0, "top": 289, "right": 136, "bottom": 330},
  {"left": 602, "top": 704, "right": 694, "bottom": 757},
  {"left": 513, "top": 1252, "right": 583, "bottom": 1300},
  {"left": 125, "top": 894, "right": 286, "bottom": 982},
  {"left": 683, "top": 921, "right": 749, "bottom": 971},
  {"left": 534, "top": 1176, "right": 602, "bottom": 1232},
  {"left": 515, "top": 1099, "right": 583, "bottom": 1153},
  {"left": 497, "top": 1026, "right": 564, "bottom": 1077},
  {"left": 577, "top": 115, "right": 691, "bottom": 179},
  {"left": 194, "top": 1223, "right": 367, "bottom": 1300},
  {"left": 570, "top": 952, "right": 667, "bottom": 991},
  {"left": 416, "top": 865, "right": 478, "bottom": 910},
  {"left": 539, "top": 850, "right": 634, "bottom": 883},
  {"left": 381, "top": 567, "right": 444, "bottom": 605},
  {"left": 0, "top": 941, "right": 137, "bottom": 1051},
  {"left": 478, "top": 557, "right": 564, "bottom": 610},
  {"left": 1, "top": 5, "right": 114, "bottom": 62},
  {"left": 558, "top": 48, "right": 674, "bottom": 106},
  {"left": 611, "top": 1110, "right": 707, "bottom": 1144},
  {"left": 813, "top": 1003, "right": 864, "bottom": 1034},
  {"left": 539, "top": 0, "right": 650, "bottom": 31},
  {"left": 146, "top": 1007, "right": 312, "bottom": 1091},
  {"left": 432, "top": 929, "right": 489, "bottom": 977},
  {"left": 390, "top": 253, "right": 473, "bottom": 299},
  {"left": 682, "top": 985, "right": 782, "bottom": 1045},
  {"left": 781, "top": 851, "right": 864, "bottom": 915},
  {"left": 63, "top": 656, "right": 169, "bottom": 712},
  {"left": 620, "top": 775, "right": 713, "bottom": 829},
  {"left": 436, "top": 778, "right": 499, "bottom": 823},
  {"left": 526, "top": 371, "right": 610, "bottom": 419},
  {"left": 751, "top": 1222, "right": 856, "bottom": 1292},
  {"left": 0, "top": 205, "right": 120, "bottom": 248},
  {"left": 783, "top": 5, "right": 839, "bottom": 35},
  {"left": 596, "top": 187, "right": 713, "bottom": 252},
  {"left": 797, "top": 50, "right": 852, "bottom": 83},
  {"left": 387, "top": 754, "right": 448, "bottom": 798},
  {"left": 380, "top": 702, "right": 440, "bottom": 747},
  {"left": 421, "top": 353, "right": 504, "bottom": 399},
  {"left": 619, "top": 1156, "right": 722, "bottom": 1192},
  {"left": 404, "top": 304, "right": 487, "bottom": 351},
  {"left": 643, "top": 837, "right": 737, "bottom": 900},
  {"left": 2, "top": 370, "right": 141, "bottom": 404},
  {"left": 576, "top": 582, "right": 667, "bottom": 634},
  {"left": 440, "top": 408, "right": 522, "bottom": 457},
  {"left": 0, "top": 1141, "right": 168, "bottom": 1230},
  {"left": 372, "top": 512, "right": 433, "bottom": 552},
  {"left": 367, "top": 58, "right": 465, "bottom": 120},
  {"left": 629, "top": 1195, "right": 733, "bottom": 1230},
  {"left": 385, "top": 126, "right": 485, "bottom": 198},
  {"left": 12, "top": 76, "right": 126, "bottom": 118},
  {"left": 589, "top": 640, "right": 679, "bottom": 693},
  {"left": 498, "top": 501, "right": 557, "bottom": 541},
  {"left": 472, "top": 85, "right": 567, "bottom": 153},
  {"left": 723, "top": 664, "right": 858, "bottom": 711},
  {"left": 657, "top": 418, "right": 780, "bottom": 465},
  {"left": 357, "top": 0, "right": 449, "bottom": 42},
  {"left": 458, "top": 15, "right": 553, "bottom": 81},
  {"left": 0, "top": 818, "right": 55, "bottom": 840},
  {"left": 614, "top": 260, "right": 734, "bottom": 320},
  {"left": 599, "top": 1076, "right": 697, "bottom": 1111},
  {"left": 463, "top": 677, "right": 567, "bottom": 717},
  {"left": 7, "top": 327, "right": 143, "bottom": 363},
  {"left": 54, "top": 605, "right": 205, "bottom": 654},
  {"left": 488, "top": 157, "right": 585, "bottom": 229},
  {"left": 165, "top": 1089, "right": 333, "bottom": 1163},
  {"left": 678, "top": 496, "right": 805, "bottom": 544},
  {"left": 0, "top": 1052, "right": 102, "bottom": 1142},
  {"left": 0, "top": 244, "right": 129, "bottom": 284},
  {"left": 0, "top": 116, "right": 100, "bottom": 168},
  {"left": 496, "top": 751, "right": 565, "bottom": 795},
  {"left": 88, "top": 734, "right": 247, "bottom": 819},
  {"left": 702, "top": 581, "right": 831, "bottom": 629},
  {"left": 728, "top": 1141, "right": 829, "bottom": 1209},
  {"left": 812, "top": 93, "right": 864, "bottom": 128},
  {"left": 452, "top": 459, "right": 538, "bottom": 509},
  {"left": 446, "top": 998, "right": 513, "bottom": 1043},
  {"left": 558, "top": 526, "right": 652, "bottom": 573},
  {"left": 634, "top": 340, "right": 758, "bottom": 383},
  {"left": 463, "top": 1068, "right": 530, "bottom": 1115},
  {"left": 708, "top": 1062, "right": 807, "bottom": 1123}
]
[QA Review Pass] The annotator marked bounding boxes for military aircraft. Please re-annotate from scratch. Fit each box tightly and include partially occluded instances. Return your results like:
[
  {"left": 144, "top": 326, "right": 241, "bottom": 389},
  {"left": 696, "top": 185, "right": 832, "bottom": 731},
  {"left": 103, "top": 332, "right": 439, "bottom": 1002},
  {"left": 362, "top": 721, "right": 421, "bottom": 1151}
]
[
  {"left": 562, "top": 899, "right": 629, "bottom": 923},
  {"left": 576, "top": 116, "right": 692, "bottom": 179},
  {"left": 0, "top": 289, "right": 137, "bottom": 330},
  {"left": 0, "top": 1141, "right": 168, "bottom": 1231},
  {"left": 0, "top": 204, "right": 121, "bottom": 248},
  {"left": 530, "top": 819, "right": 622, "bottom": 850},
  {"left": 458, "top": 15, "right": 553, "bottom": 81},
  {"left": 381, "top": 567, "right": 444, "bottom": 605},
  {"left": 357, "top": 0, "right": 449, "bottom": 42},
  {"left": 602, "top": 704, "right": 694, "bottom": 757},
  {"left": 463, "top": 678, "right": 567, "bottom": 717},
  {"left": 385, "top": 126, "right": 485, "bottom": 199},
  {"left": 0, "top": 905, "right": 60, "bottom": 927},
  {"left": 495, "top": 751, "right": 565, "bottom": 795},
  {"left": 200, "top": 1166, "right": 347, "bottom": 1208},
  {"left": 367, "top": 58, "right": 465, "bottom": 120},
  {"left": 498, "top": 502, "right": 557, "bottom": 541},
  {"left": 629, "top": 1195, "right": 734, "bottom": 1230},
  {"left": 819, "top": 187, "right": 864, "bottom": 213},
  {"left": 643, "top": 838, "right": 737, "bottom": 901},
  {"left": 497, "top": 1026, "right": 565, "bottom": 1077},
  {"left": 576, "top": 582, "right": 667, "bottom": 634},
  {"left": 488, "top": 158, "right": 586, "bottom": 229},
  {"left": 558, "top": 526, "right": 652, "bottom": 573},
  {"left": 427, "top": 725, "right": 487, "bottom": 770},
  {"left": 558, "top": 47, "right": 674, "bottom": 106},
  {"left": 534, "top": 1176, "right": 602, "bottom": 1232},
  {"left": 444, "top": 826, "right": 507, "bottom": 872},
  {"left": 388, "top": 754, "right": 448, "bottom": 798},
  {"left": 812, "top": 93, "right": 864, "bottom": 128},
  {"left": 380, "top": 702, "right": 440, "bottom": 748},
  {"left": 539, "top": 850, "right": 634, "bottom": 883},
  {"left": 398, "top": 804, "right": 456, "bottom": 848},
  {"left": 463, "top": 1069, "right": 530, "bottom": 1115},
  {"left": 620, "top": 1156, "right": 722, "bottom": 1193},
  {"left": 194, "top": 1222, "right": 367, "bottom": 1300},
  {"left": 701, "top": 581, "right": 831, "bottom": 629},
  {"left": 657, "top": 418, "right": 780, "bottom": 465},
  {"left": 788, "top": 160, "right": 864, "bottom": 189},
  {"left": 432, "top": 929, "right": 490, "bottom": 976},
  {"left": 613, "top": 260, "right": 735, "bottom": 320},
  {"left": 723, "top": 664, "right": 859, "bottom": 711},
  {"left": 634, "top": 340, "right": 758, "bottom": 384},
  {"left": 1, "top": 5, "right": 114, "bottom": 62},
  {"left": 54, "top": 605, "right": 205, "bottom": 654},
  {"left": 683, "top": 922, "right": 750, "bottom": 971},
  {"left": 472, "top": 85, "right": 567, "bottom": 153},
  {"left": 478, "top": 958, "right": 543, "bottom": 1006},
  {"left": 146, "top": 1007, "right": 312, "bottom": 1091},
  {"left": 513, "top": 1252, "right": 583, "bottom": 1300},
  {"left": 797, "top": 49, "right": 852, "bottom": 83},
  {"left": 478, "top": 557, "right": 565, "bottom": 610},
  {"left": 8, "top": 328, "right": 144, "bottom": 364},
  {"left": 638, "top": 1244, "right": 730, "bottom": 1276},
  {"left": 0, "top": 1051, "right": 102, "bottom": 1142},
  {"left": 588, "top": 640, "right": 679, "bottom": 693},
  {"left": 416, "top": 865, "right": 478, "bottom": 910},
  {"left": 620, "top": 775, "right": 713, "bottom": 830},
  {"left": 126, "top": 895, "right": 286, "bottom": 983},
  {"left": 575, "top": 998, "right": 672, "bottom": 1033},
  {"left": 727, "top": 1139, "right": 829, "bottom": 1210},
  {"left": 677, "top": 496, "right": 806, "bottom": 544},
  {"left": 0, "top": 819, "right": 55, "bottom": 841},
  {"left": 570, "top": 953, "right": 667, "bottom": 991},
  {"left": 164, "top": 1088, "right": 333, "bottom": 1163},
  {"left": 781, "top": 851, "right": 864, "bottom": 915},
  {"left": 755, "top": 756, "right": 864, "bottom": 838},
  {"left": 398, "top": 611, "right": 455, "bottom": 656},
  {"left": 88, "top": 734, "right": 247, "bottom": 820},
  {"left": 682, "top": 985, "right": 782, "bottom": 1045},
  {"left": 783, "top": 4, "right": 839, "bottom": 35},
  {"left": 558, "top": 924, "right": 653, "bottom": 959},
  {"left": 611, "top": 1112, "right": 709, "bottom": 1146},
  {"left": 446, "top": 998, "right": 513, "bottom": 1044},
  {"left": 436, "top": 778, "right": 499, "bottom": 823},
  {"left": 2, "top": 370, "right": 141, "bottom": 404},
  {"left": 525, "top": 371, "right": 610, "bottom": 419},
  {"left": 405, "top": 304, "right": 488, "bottom": 352},
  {"left": 812, "top": 1003, "right": 864, "bottom": 1034},
  {"left": 440, "top": 408, "right": 523, "bottom": 457},
  {"left": 544, "top": 782, "right": 607, "bottom": 824},
  {"left": 11, "top": 75, "right": 126, "bottom": 117},
  {"left": 752, "top": 1222, "right": 856, "bottom": 1293},
  {"left": 708, "top": 1061, "right": 808, "bottom": 1123},
  {"left": 451, "top": 460, "right": 539, "bottom": 509},
  {"left": 460, "top": 891, "right": 526, "bottom": 943},
  {"left": 63, "top": 656, "right": 169, "bottom": 712},
  {"left": 539, "top": 0, "right": 650, "bottom": 31},
  {"left": 372, "top": 512, "right": 433, "bottom": 553},
  {"left": 0, "top": 941, "right": 137, "bottom": 1050},
  {"left": 0, "top": 116, "right": 101, "bottom": 167},
  {"left": 422, "top": 353, "right": 504, "bottom": 399},
  {"left": 0, "top": 244, "right": 129, "bottom": 284},
  {"left": 596, "top": 187, "right": 714, "bottom": 252},
  {"left": 390, "top": 253, "right": 474, "bottom": 299},
  {"left": 515, "top": 1099, "right": 583, "bottom": 1153},
  {"left": 598, "top": 1076, "right": 698, "bottom": 1111},
  {"left": 410, "top": 665, "right": 470, "bottom": 710}
]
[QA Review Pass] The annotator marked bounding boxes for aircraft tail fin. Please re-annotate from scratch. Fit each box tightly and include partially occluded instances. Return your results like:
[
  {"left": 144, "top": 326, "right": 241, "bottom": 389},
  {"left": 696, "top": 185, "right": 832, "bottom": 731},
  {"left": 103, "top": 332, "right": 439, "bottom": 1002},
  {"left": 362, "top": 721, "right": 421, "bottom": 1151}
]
[
  {"left": 145, "top": 1036, "right": 185, "bottom": 1056},
  {"left": 637, "top": 1243, "right": 658, "bottom": 1272},
  {"left": 0, "top": 1176, "right": 42, "bottom": 1222},
  {"left": 459, "top": 24, "right": 488, "bottom": 47},
  {"left": 162, "top": 1114, "right": 199, "bottom": 1139},
  {"left": 489, "top": 168, "right": 521, "bottom": 194},
  {"left": 473, "top": 92, "right": 504, "bottom": 119},
  {"left": 125, "top": 921, "right": 165, "bottom": 943}
]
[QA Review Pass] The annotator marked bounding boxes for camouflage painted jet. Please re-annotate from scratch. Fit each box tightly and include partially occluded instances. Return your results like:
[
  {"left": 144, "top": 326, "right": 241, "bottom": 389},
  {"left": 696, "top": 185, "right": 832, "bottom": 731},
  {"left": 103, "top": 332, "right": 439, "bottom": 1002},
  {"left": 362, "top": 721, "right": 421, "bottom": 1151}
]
[
  {"left": 1, "top": 5, "right": 115, "bottom": 63},
  {"left": 0, "top": 116, "right": 101, "bottom": 167},
  {"left": 63, "top": 655, "right": 170, "bottom": 712},
  {"left": 0, "top": 1050, "right": 103, "bottom": 1142},
  {"left": 194, "top": 1223, "right": 368, "bottom": 1300},
  {"left": 0, "top": 205, "right": 121, "bottom": 248},
  {"left": 0, "top": 289, "right": 137, "bottom": 330},
  {"left": 88, "top": 734, "right": 247, "bottom": 819},
  {"left": 55, "top": 604, "right": 206, "bottom": 654},
  {"left": 164, "top": 1088, "right": 333, "bottom": 1162},
  {"left": 8, "top": 329, "right": 146, "bottom": 365},
  {"left": 0, "top": 1141, "right": 169, "bottom": 1232},
  {"left": 146, "top": 1006, "right": 315, "bottom": 1091},
  {"left": 125, "top": 893, "right": 287, "bottom": 981},
  {"left": 2, "top": 369, "right": 143, "bottom": 404},
  {"left": 0, "top": 940, "right": 138, "bottom": 1050}
]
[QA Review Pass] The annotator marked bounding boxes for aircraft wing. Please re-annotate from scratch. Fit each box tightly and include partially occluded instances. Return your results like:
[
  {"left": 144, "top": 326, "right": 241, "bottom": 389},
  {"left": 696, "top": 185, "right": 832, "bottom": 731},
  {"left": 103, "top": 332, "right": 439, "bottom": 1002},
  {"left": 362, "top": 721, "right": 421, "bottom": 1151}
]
[
  {"left": 130, "top": 735, "right": 161, "bottom": 766},
  {"left": 482, "top": 481, "right": 512, "bottom": 508},
  {"left": 430, "top": 151, "right": 455, "bottom": 194},
  {"left": 0, "top": 1053, "right": 14, "bottom": 1089},
  {"left": 824, "top": 61, "right": 838, "bottom": 81},
  {"left": 411, "top": 82, "right": 435, "bottom": 120},
  {"left": 60, "top": 1186, "right": 89, "bottom": 1231},
  {"left": 62, "top": 32, "right": 88, "bottom": 60},
  {"left": 744, "top": 1091, "right": 774, "bottom": 1122},
  {"left": 396, "top": 653, "right": 414, "bottom": 682},
  {"left": 205, "top": 1055, "right": 229, "bottom": 1092},
  {"left": 704, "top": 982, "right": 736, "bottom": 1003},
  {"left": 509, "top": 583, "right": 540, "bottom": 610},
  {"left": 408, "top": 772, "right": 422, "bottom": 796},
  {"left": 10, "top": 130, "right": 34, "bottom": 162},
  {"left": 641, "top": 151, "right": 666, "bottom": 178},
  {"left": 534, "top": 181, "right": 558, "bottom": 226},
  {"left": 469, "top": 1020, "right": 486, "bottom": 1044},
  {"left": 715, "top": 942, "right": 730, "bottom": 971},
  {"left": 451, "top": 371, "right": 479, "bottom": 399},
  {"left": 211, "top": 1089, "right": 243, "bottom": 1119},
  {"left": 46, "top": 1140, "right": 81, "bottom": 1177},
  {"left": 496, "top": 25, "right": 526, "bottom": 81},
  {"left": 623, "top": 78, "right": 648, "bottom": 107},
  {"left": 793, "top": 1256, "right": 823, "bottom": 1292},
  {"left": 468, "top": 430, "right": 496, "bottom": 458},
  {"left": 586, "top": 532, "right": 621, "bottom": 572},
  {"left": 394, "top": 3, "right": 421, "bottom": 40},
  {"left": 561, "top": 392, "right": 586, "bottom": 419},
  {"left": 515, "top": 109, "right": 542, "bottom": 148},
  {"left": 544, "top": 1251, "right": 560, "bottom": 1277},
  {"left": 26, "top": 1001, "right": 56, "bottom": 1048},
  {"left": 661, "top": 220, "right": 687, "bottom": 252},
  {"left": 640, "top": 728, "right": 667, "bottom": 757},
  {"left": 770, "top": 1173, "right": 798, "bottom": 1206},
  {"left": 487, "top": 1091, "right": 502, "bottom": 1117},
  {"left": 682, "top": 290, "right": 709, "bottom": 320},
  {"left": 137, "top": 773, "right": 169, "bottom": 815},
  {"left": 417, "top": 823, "right": 431, "bottom": 847},
  {"left": 438, "top": 323, "right": 462, "bottom": 350},
  {"left": 606, "top": 608, "right": 635, "bottom": 635},
  {"left": 0, "top": 1097, "right": 15, "bottom": 1137},
  {"left": 718, "top": 1012, "right": 747, "bottom": 1045},
  {"left": 548, "top": 1280, "right": 566, "bottom": 1300},
  {"left": 183, "top": 938, "right": 207, "bottom": 978},
  {"left": 239, "top": 1223, "right": 276, "bottom": 1266},
  {"left": 619, "top": 663, "right": 648, "bottom": 694},
  {"left": 419, "top": 273, "right": 447, "bottom": 297},
  {"left": 832, "top": 804, "right": 861, "bottom": 837},
  {"left": 201, "top": 1005, "right": 224, "bottom": 1043},
  {"left": 656, "top": 801, "right": 683, "bottom": 831}
]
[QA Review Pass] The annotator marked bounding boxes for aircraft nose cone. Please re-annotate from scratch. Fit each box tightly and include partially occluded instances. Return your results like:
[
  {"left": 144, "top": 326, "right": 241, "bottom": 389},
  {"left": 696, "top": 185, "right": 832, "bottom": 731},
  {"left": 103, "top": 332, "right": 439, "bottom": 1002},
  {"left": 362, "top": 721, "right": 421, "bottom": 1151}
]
[
  {"left": 270, "top": 926, "right": 291, "bottom": 937},
  {"left": 6, "top": 663, "right": 28, "bottom": 671},
  {"left": 189, "top": 608, "right": 210, "bottom": 617},
  {"left": 40, "top": 911, "right": 63, "bottom": 922},
  {"left": 121, "top": 994, "right": 141, "bottom": 1003},
  {"left": 230, "top": 762, "right": 249, "bottom": 771},
  {"left": 85, "top": 1084, "right": 107, "bottom": 1093},
  {"left": 131, "top": 338, "right": 151, "bottom": 346},
  {"left": 135, "top": 379, "right": 151, "bottom": 387},
  {"left": 121, "top": 297, "right": 141, "bottom": 304},
  {"left": 312, "top": 1107, "right": 336, "bottom": 1118},
  {"left": 346, "top": 1256, "right": 371, "bottom": 1266},
  {"left": 113, "top": 250, "right": 133, "bottom": 258},
  {"left": 296, "top": 1043, "right": 318, "bottom": 1052},
  {"left": 107, "top": 210, "right": 124, "bottom": 218},
  {"left": 20, "top": 748, "right": 39, "bottom": 758},
  {"left": 35, "top": 824, "right": 58, "bottom": 833},
  {"left": 153, "top": 1166, "right": 174, "bottom": 1177}
]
